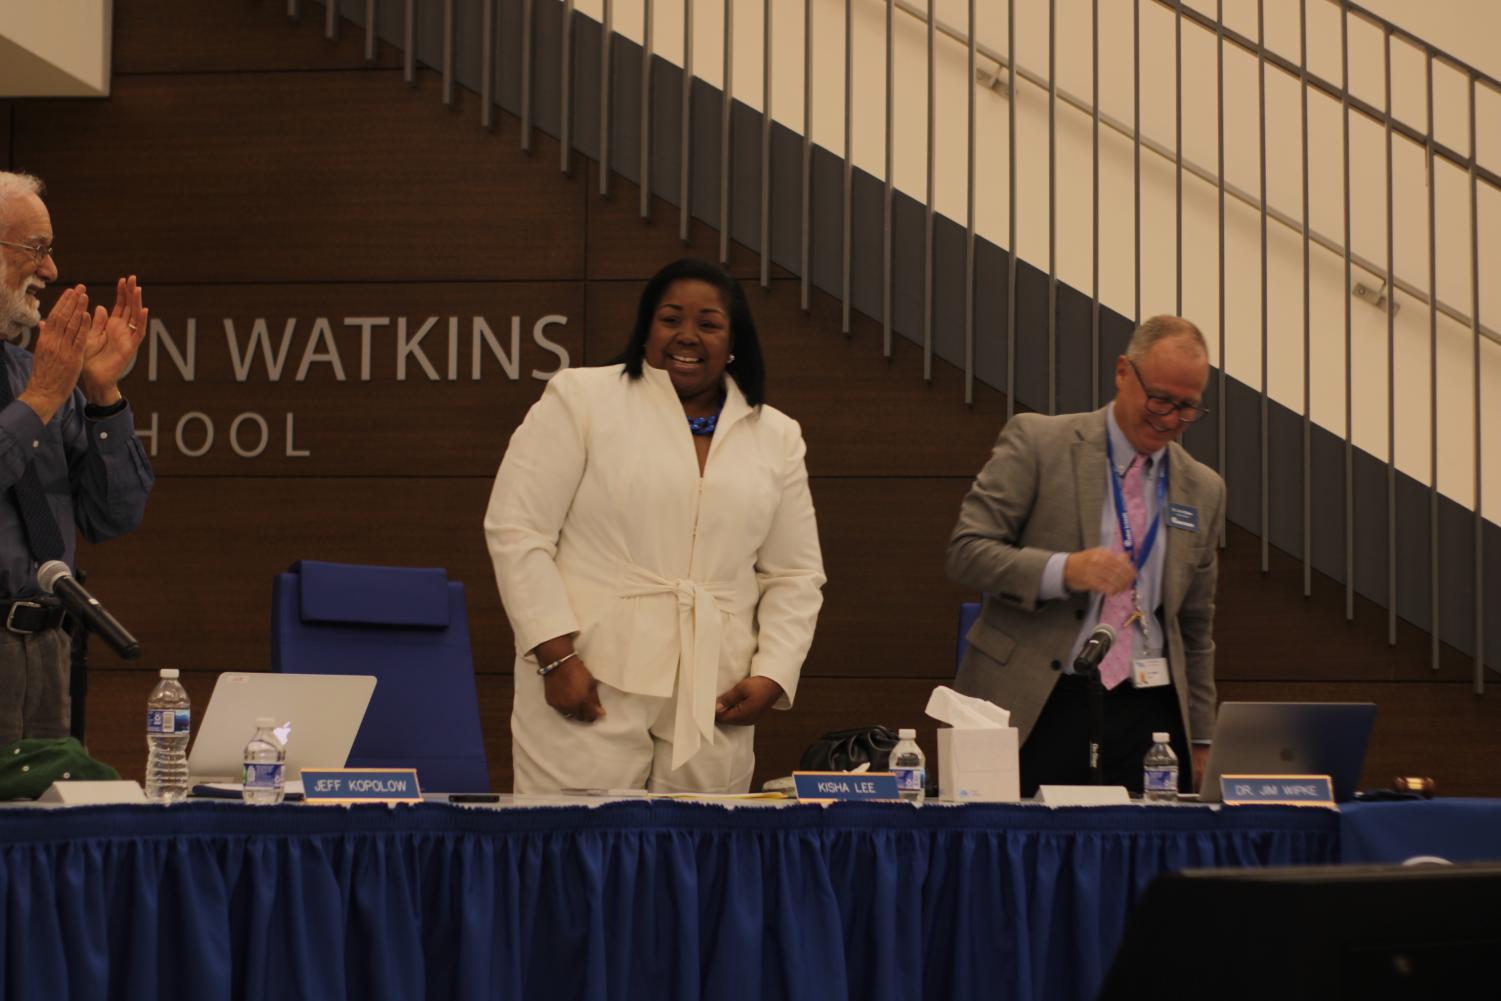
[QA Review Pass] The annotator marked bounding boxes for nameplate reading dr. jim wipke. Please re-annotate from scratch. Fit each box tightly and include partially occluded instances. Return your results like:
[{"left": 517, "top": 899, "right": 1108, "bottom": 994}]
[
  {"left": 1219, "top": 774, "right": 1334, "bottom": 807},
  {"left": 300, "top": 768, "right": 423, "bottom": 804},
  {"left": 793, "top": 772, "right": 901, "bottom": 802}
]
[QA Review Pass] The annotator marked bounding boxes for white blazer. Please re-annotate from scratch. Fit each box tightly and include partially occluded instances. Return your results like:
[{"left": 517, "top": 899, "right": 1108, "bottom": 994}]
[{"left": 485, "top": 363, "right": 826, "bottom": 769}]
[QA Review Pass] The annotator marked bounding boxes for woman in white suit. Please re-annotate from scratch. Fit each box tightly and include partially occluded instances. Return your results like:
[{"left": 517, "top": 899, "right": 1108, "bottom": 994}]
[{"left": 485, "top": 259, "right": 826, "bottom": 793}]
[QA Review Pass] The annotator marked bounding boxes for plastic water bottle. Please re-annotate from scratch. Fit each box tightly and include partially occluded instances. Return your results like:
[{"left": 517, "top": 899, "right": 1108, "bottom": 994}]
[
  {"left": 242, "top": 717, "right": 287, "bottom": 806},
  {"left": 891, "top": 728, "right": 926, "bottom": 804},
  {"left": 1142, "top": 731, "right": 1179, "bottom": 802},
  {"left": 145, "top": 668, "right": 191, "bottom": 803}
]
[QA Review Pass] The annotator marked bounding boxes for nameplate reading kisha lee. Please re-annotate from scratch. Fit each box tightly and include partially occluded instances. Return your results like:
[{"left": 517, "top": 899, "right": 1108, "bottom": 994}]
[
  {"left": 793, "top": 771, "right": 901, "bottom": 801},
  {"left": 1219, "top": 774, "right": 1334, "bottom": 807},
  {"left": 300, "top": 768, "right": 423, "bottom": 804}
]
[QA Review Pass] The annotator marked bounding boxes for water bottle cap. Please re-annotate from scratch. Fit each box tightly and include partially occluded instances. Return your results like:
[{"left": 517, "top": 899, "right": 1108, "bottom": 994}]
[
  {"left": 1152, "top": 732, "right": 1170, "bottom": 743},
  {"left": 255, "top": 717, "right": 276, "bottom": 728},
  {"left": 160, "top": 668, "right": 179, "bottom": 679},
  {"left": 899, "top": 728, "right": 916, "bottom": 739}
]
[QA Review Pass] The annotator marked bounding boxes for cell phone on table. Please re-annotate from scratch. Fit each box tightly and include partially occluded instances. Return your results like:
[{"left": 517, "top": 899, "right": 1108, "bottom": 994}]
[{"left": 448, "top": 793, "right": 501, "bottom": 803}]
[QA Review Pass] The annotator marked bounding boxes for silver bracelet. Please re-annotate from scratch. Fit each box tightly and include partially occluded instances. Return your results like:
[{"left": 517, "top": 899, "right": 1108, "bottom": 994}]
[{"left": 538, "top": 651, "right": 578, "bottom": 677}]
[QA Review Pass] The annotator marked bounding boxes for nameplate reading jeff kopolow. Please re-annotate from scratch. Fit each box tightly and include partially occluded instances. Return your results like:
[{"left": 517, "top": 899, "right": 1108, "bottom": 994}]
[
  {"left": 1219, "top": 774, "right": 1335, "bottom": 807},
  {"left": 300, "top": 768, "right": 423, "bottom": 804},
  {"left": 793, "top": 771, "right": 901, "bottom": 801}
]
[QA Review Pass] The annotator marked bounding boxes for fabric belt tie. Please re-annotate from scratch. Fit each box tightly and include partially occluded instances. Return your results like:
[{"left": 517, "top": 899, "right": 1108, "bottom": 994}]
[{"left": 619, "top": 565, "right": 736, "bottom": 771}]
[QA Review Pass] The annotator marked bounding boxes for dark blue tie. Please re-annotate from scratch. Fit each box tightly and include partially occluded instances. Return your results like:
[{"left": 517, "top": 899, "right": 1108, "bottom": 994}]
[{"left": 0, "top": 348, "right": 66, "bottom": 563}]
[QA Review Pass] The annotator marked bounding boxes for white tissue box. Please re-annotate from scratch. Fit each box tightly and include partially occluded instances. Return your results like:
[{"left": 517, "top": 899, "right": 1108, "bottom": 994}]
[{"left": 938, "top": 727, "right": 1020, "bottom": 802}]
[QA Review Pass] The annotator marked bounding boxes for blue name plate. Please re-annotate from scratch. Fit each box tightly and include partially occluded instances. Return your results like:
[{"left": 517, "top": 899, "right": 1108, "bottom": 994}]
[
  {"left": 301, "top": 768, "right": 423, "bottom": 804},
  {"left": 793, "top": 771, "right": 901, "bottom": 801},
  {"left": 1220, "top": 774, "right": 1334, "bottom": 807}
]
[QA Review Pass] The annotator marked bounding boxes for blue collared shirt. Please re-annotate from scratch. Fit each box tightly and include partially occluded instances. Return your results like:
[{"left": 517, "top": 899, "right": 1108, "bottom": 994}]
[
  {"left": 1040, "top": 405, "right": 1167, "bottom": 673},
  {"left": 1, "top": 340, "right": 154, "bottom": 598}
]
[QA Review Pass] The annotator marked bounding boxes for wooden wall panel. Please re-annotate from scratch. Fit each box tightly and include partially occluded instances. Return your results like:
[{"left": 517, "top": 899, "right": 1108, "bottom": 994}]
[
  {"left": 770, "top": 288, "right": 1008, "bottom": 478},
  {"left": 581, "top": 279, "right": 1008, "bottom": 477},
  {"left": 75, "top": 477, "right": 515, "bottom": 676},
  {"left": 584, "top": 167, "right": 793, "bottom": 281},
  {"left": 808, "top": 478, "right": 975, "bottom": 679},
  {"left": 75, "top": 474, "right": 975, "bottom": 686},
  {"left": 1216, "top": 523, "right": 1479, "bottom": 684},
  {"left": 112, "top": 281, "right": 582, "bottom": 476},
  {"left": 113, "top": 0, "right": 401, "bottom": 74},
  {"left": 13, "top": 72, "right": 584, "bottom": 285}
]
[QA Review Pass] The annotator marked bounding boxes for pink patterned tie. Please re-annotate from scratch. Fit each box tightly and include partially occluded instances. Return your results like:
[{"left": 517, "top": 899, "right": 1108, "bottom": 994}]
[{"left": 1097, "top": 456, "right": 1148, "bottom": 690}]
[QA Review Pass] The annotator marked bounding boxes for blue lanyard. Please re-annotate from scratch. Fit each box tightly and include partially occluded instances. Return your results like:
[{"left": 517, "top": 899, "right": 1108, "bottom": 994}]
[{"left": 1104, "top": 432, "right": 1168, "bottom": 572}]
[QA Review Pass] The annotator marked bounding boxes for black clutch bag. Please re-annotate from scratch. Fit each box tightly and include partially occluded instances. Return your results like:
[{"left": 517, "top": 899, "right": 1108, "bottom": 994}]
[{"left": 798, "top": 725, "right": 900, "bottom": 773}]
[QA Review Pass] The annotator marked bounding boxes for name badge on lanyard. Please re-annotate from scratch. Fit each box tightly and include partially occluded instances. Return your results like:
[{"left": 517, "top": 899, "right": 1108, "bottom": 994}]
[{"left": 1132, "top": 657, "right": 1170, "bottom": 688}]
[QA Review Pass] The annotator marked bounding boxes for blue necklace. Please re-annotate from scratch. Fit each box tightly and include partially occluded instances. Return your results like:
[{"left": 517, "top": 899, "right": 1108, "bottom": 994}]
[{"left": 687, "top": 411, "right": 720, "bottom": 437}]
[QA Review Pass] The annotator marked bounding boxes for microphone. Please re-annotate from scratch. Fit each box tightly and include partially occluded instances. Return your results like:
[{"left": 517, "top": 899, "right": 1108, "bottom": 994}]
[
  {"left": 37, "top": 561, "right": 141, "bottom": 660},
  {"left": 1075, "top": 622, "right": 1116, "bottom": 786},
  {"left": 1073, "top": 622, "right": 1116, "bottom": 675}
]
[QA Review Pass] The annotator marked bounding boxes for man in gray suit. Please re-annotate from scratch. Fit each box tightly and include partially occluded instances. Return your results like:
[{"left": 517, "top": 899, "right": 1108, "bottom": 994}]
[{"left": 946, "top": 316, "right": 1224, "bottom": 795}]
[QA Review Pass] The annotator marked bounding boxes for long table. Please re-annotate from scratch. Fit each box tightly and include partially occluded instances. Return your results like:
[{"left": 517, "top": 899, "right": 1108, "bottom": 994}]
[{"left": 0, "top": 798, "right": 1339, "bottom": 1001}]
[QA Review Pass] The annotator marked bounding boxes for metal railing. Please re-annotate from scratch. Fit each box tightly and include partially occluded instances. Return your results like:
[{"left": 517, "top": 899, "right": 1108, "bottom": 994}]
[{"left": 298, "top": 0, "right": 1494, "bottom": 688}]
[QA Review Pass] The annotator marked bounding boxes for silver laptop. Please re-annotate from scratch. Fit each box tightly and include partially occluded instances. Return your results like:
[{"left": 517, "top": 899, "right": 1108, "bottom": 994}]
[
  {"left": 1198, "top": 702, "right": 1377, "bottom": 803},
  {"left": 188, "top": 672, "right": 377, "bottom": 784}
]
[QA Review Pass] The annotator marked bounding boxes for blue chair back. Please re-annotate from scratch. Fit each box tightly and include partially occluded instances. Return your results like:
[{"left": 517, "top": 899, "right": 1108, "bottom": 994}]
[
  {"left": 956, "top": 600, "right": 983, "bottom": 673},
  {"left": 271, "top": 560, "right": 490, "bottom": 792}
]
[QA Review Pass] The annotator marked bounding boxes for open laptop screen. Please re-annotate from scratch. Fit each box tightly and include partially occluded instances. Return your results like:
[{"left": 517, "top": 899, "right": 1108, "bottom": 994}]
[
  {"left": 1198, "top": 702, "right": 1377, "bottom": 803},
  {"left": 187, "top": 672, "right": 377, "bottom": 783}
]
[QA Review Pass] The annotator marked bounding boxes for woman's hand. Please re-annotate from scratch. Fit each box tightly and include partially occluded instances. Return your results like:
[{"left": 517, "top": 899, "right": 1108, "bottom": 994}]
[
  {"left": 714, "top": 676, "right": 784, "bottom": 726},
  {"left": 543, "top": 655, "right": 606, "bottom": 723}
]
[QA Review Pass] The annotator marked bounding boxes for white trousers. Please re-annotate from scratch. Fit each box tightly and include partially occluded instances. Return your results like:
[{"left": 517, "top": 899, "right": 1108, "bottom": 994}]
[{"left": 511, "top": 660, "right": 756, "bottom": 794}]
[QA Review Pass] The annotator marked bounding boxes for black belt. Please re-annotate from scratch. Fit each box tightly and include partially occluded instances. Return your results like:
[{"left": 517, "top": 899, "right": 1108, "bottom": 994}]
[{"left": 3, "top": 598, "right": 68, "bottom": 635}]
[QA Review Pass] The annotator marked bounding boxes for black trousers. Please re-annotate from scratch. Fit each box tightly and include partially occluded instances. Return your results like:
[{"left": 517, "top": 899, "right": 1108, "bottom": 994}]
[{"left": 1018, "top": 673, "right": 1190, "bottom": 797}]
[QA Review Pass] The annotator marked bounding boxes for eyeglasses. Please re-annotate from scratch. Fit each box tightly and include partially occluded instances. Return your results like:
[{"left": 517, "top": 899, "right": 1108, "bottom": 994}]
[
  {"left": 1128, "top": 358, "right": 1210, "bottom": 423},
  {"left": 0, "top": 239, "right": 55, "bottom": 265}
]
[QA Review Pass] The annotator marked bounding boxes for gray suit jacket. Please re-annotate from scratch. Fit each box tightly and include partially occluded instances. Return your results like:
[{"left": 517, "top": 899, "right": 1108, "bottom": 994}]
[{"left": 945, "top": 406, "right": 1226, "bottom": 744}]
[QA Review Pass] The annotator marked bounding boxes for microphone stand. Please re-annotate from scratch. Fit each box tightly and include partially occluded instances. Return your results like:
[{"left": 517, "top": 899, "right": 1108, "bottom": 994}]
[
  {"left": 1074, "top": 624, "right": 1114, "bottom": 786},
  {"left": 68, "top": 568, "right": 90, "bottom": 742},
  {"left": 1086, "top": 661, "right": 1104, "bottom": 785}
]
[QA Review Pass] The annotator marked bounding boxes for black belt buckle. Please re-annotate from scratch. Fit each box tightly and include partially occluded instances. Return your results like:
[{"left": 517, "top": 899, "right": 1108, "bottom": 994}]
[{"left": 5, "top": 600, "right": 44, "bottom": 635}]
